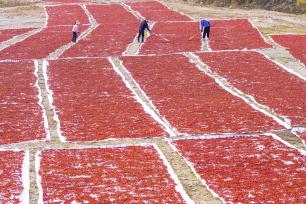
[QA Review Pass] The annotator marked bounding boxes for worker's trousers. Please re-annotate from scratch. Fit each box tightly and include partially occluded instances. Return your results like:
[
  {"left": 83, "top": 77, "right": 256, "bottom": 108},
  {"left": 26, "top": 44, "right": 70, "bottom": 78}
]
[
  {"left": 203, "top": 27, "right": 210, "bottom": 39},
  {"left": 138, "top": 30, "right": 145, "bottom": 43},
  {"left": 72, "top": 32, "right": 78, "bottom": 42}
]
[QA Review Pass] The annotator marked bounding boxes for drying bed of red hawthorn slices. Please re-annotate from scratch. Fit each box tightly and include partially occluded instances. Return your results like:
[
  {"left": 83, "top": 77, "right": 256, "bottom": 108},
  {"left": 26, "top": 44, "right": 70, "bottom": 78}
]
[
  {"left": 172, "top": 135, "right": 306, "bottom": 203},
  {"left": 0, "top": 28, "right": 34, "bottom": 44},
  {"left": 271, "top": 34, "right": 306, "bottom": 67},
  {"left": 46, "top": 5, "right": 89, "bottom": 26},
  {"left": 127, "top": 0, "right": 192, "bottom": 22},
  {"left": 47, "top": 58, "right": 166, "bottom": 141},
  {"left": 37, "top": 145, "right": 188, "bottom": 203},
  {"left": 209, "top": 19, "right": 272, "bottom": 50},
  {"left": 61, "top": 4, "right": 140, "bottom": 58},
  {"left": 0, "top": 26, "right": 89, "bottom": 60},
  {"left": 0, "top": 150, "right": 28, "bottom": 203},
  {"left": 0, "top": 61, "right": 46, "bottom": 145},
  {"left": 139, "top": 22, "right": 201, "bottom": 55},
  {"left": 120, "top": 54, "right": 283, "bottom": 134},
  {"left": 197, "top": 51, "right": 306, "bottom": 127}
]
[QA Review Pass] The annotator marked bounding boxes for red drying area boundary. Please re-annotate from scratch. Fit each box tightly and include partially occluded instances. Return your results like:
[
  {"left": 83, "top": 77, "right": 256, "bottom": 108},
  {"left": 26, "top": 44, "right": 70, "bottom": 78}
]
[
  {"left": 139, "top": 22, "right": 201, "bottom": 55},
  {"left": 0, "top": 150, "right": 25, "bottom": 203},
  {"left": 0, "top": 25, "right": 88, "bottom": 60},
  {"left": 127, "top": 1, "right": 191, "bottom": 21},
  {"left": 38, "top": 146, "right": 185, "bottom": 203},
  {"left": 0, "top": 28, "right": 33, "bottom": 43},
  {"left": 271, "top": 34, "right": 306, "bottom": 66},
  {"left": 48, "top": 59, "right": 166, "bottom": 141},
  {"left": 121, "top": 55, "right": 282, "bottom": 135},
  {"left": 46, "top": 5, "right": 89, "bottom": 26},
  {"left": 0, "top": 61, "right": 45, "bottom": 145},
  {"left": 86, "top": 4, "right": 139, "bottom": 24},
  {"left": 197, "top": 51, "right": 306, "bottom": 127},
  {"left": 173, "top": 135, "right": 306, "bottom": 203},
  {"left": 209, "top": 19, "right": 272, "bottom": 50}
]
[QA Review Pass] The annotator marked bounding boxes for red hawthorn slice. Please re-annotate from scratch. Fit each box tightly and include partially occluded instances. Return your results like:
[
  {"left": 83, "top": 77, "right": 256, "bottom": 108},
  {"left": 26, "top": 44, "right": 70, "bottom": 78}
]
[
  {"left": 0, "top": 61, "right": 45, "bottom": 145},
  {"left": 0, "top": 150, "right": 27, "bottom": 203},
  {"left": 209, "top": 19, "right": 272, "bottom": 50},
  {"left": 173, "top": 135, "right": 306, "bottom": 203},
  {"left": 0, "top": 25, "right": 88, "bottom": 60},
  {"left": 0, "top": 28, "right": 33, "bottom": 43},
  {"left": 48, "top": 58, "right": 166, "bottom": 141},
  {"left": 127, "top": 1, "right": 191, "bottom": 21},
  {"left": 86, "top": 5, "right": 139, "bottom": 25},
  {"left": 271, "top": 34, "right": 306, "bottom": 67},
  {"left": 38, "top": 146, "right": 186, "bottom": 203},
  {"left": 61, "top": 23, "right": 139, "bottom": 58},
  {"left": 139, "top": 22, "right": 201, "bottom": 54},
  {"left": 46, "top": 5, "right": 89, "bottom": 26},
  {"left": 197, "top": 51, "right": 306, "bottom": 127},
  {"left": 120, "top": 54, "right": 283, "bottom": 135}
]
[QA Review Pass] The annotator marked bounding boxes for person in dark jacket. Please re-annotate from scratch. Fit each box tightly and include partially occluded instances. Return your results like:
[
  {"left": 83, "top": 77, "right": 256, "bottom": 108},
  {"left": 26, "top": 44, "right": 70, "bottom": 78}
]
[
  {"left": 200, "top": 19, "right": 210, "bottom": 40},
  {"left": 138, "top": 19, "right": 151, "bottom": 43}
]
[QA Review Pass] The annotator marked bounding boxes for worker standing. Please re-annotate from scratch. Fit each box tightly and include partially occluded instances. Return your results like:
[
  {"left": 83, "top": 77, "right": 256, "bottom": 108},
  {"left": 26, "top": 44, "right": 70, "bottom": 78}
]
[
  {"left": 200, "top": 19, "right": 210, "bottom": 40},
  {"left": 72, "top": 21, "right": 79, "bottom": 43}
]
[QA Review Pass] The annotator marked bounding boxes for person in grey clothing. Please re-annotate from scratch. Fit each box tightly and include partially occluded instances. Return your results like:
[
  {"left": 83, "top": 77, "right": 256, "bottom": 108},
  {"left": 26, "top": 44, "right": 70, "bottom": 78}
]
[{"left": 72, "top": 21, "right": 79, "bottom": 43}]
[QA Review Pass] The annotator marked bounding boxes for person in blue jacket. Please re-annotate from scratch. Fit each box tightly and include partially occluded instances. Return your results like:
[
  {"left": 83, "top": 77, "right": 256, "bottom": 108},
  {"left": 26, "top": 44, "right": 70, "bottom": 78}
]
[
  {"left": 200, "top": 19, "right": 210, "bottom": 40},
  {"left": 138, "top": 19, "right": 151, "bottom": 43}
]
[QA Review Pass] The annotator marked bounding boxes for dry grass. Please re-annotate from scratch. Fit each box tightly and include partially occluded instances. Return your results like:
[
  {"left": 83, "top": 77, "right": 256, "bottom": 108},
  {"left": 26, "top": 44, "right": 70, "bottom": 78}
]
[
  {"left": 0, "top": 3, "right": 42, "bottom": 17},
  {"left": 0, "top": 0, "right": 38, "bottom": 8},
  {"left": 259, "top": 25, "right": 306, "bottom": 34}
]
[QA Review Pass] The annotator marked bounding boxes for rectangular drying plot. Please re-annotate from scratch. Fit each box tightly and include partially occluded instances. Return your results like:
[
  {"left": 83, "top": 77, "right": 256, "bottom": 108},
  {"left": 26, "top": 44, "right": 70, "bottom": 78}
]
[
  {"left": 197, "top": 51, "right": 306, "bottom": 127},
  {"left": 0, "top": 28, "right": 33, "bottom": 43},
  {"left": 37, "top": 145, "right": 189, "bottom": 203},
  {"left": 60, "top": 4, "right": 140, "bottom": 58},
  {"left": 0, "top": 61, "right": 46, "bottom": 145},
  {"left": 139, "top": 22, "right": 201, "bottom": 55},
  {"left": 61, "top": 23, "right": 139, "bottom": 58},
  {"left": 209, "top": 19, "right": 272, "bottom": 50},
  {"left": 0, "top": 26, "right": 88, "bottom": 60},
  {"left": 172, "top": 135, "right": 306, "bottom": 203},
  {"left": 271, "top": 34, "right": 306, "bottom": 67},
  {"left": 0, "top": 149, "right": 29, "bottom": 203},
  {"left": 86, "top": 4, "right": 139, "bottom": 24},
  {"left": 120, "top": 54, "right": 282, "bottom": 135},
  {"left": 47, "top": 59, "right": 166, "bottom": 141},
  {"left": 46, "top": 5, "right": 89, "bottom": 26},
  {"left": 127, "top": 1, "right": 192, "bottom": 21}
]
